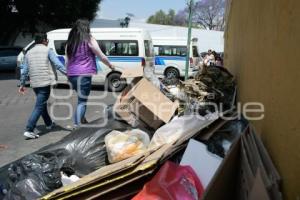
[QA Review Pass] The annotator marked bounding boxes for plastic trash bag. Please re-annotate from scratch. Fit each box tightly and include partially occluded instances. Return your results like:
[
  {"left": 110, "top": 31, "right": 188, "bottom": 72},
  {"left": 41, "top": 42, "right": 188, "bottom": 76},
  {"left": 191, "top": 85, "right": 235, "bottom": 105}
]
[
  {"left": 4, "top": 152, "right": 62, "bottom": 200},
  {"left": 149, "top": 113, "right": 218, "bottom": 149},
  {"left": 61, "top": 173, "right": 80, "bottom": 186},
  {"left": 132, "top": 161, "right": 204, "bottom": 200},
  {"left": 105, "top": 129, "right": 150, "bottom": 163},
  {"left": 143, "top": 66, "right": 161, "bottom": 89}
]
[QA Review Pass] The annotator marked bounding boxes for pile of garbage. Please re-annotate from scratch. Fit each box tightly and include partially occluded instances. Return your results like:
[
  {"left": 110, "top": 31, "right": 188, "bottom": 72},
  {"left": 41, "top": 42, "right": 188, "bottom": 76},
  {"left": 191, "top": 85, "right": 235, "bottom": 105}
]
[
  {"left": 0, "top": 66, "right": 281, "bottom": 200},
  {"left": 180, "top": 66, "right": 236, "bottom": 115},
  {"left": 2, "top": 118, "right": 144, "bottom": 200}
]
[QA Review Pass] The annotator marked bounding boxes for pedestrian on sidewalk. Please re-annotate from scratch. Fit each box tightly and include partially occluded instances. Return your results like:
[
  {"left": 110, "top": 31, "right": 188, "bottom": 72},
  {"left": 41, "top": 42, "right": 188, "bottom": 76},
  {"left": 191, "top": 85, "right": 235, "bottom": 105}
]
[
  {"left": 65, "top": 19, "right": 115, "bottom": 129},
  {"left": 19, "top": 33, "right": 67, "bottom": 139}
]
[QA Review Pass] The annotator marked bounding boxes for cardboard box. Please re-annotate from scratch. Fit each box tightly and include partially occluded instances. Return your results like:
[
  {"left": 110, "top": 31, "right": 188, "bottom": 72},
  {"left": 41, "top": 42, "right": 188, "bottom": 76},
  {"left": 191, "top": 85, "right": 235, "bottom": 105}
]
[{"left": 114, "top": 67, "right": 179, "bottom": 129}]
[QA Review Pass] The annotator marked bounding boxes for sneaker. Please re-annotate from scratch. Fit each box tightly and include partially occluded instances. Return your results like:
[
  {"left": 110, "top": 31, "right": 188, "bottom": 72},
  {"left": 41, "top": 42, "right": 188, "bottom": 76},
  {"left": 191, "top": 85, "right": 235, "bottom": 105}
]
[
  {"left": 66, "top": 124, "right": 79, "bottom": 131},
  {"left": 81, "top": 117, "right": 88, "bottom": 124},
  {"left": 24, "top": 131, "right": 39, "bottom": 139},
  {"left": 46, "top": 122, "right": 56, "bottom": 130},
  {"left": 72, "top": 124, "right": 80, "bottom": 130}
]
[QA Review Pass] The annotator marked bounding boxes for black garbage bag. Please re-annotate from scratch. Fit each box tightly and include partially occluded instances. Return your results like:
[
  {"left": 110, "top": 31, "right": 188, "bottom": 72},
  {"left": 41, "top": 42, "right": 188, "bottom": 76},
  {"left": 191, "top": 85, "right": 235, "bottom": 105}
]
[
  {"left": 38, "top": 128, "right": 112, "bottom": 177},
  {"left": 1, "top": 116, "right": 153, "bottom": 200},
  {"left": 4, "top": 152, "right": 62, "bottom": 200}
]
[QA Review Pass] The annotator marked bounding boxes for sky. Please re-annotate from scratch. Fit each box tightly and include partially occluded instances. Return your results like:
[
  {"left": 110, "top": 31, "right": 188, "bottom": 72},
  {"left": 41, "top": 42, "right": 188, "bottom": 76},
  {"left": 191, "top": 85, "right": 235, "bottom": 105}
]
[{"left": 97, "top": 0, "right": 187, "bottom": 21}]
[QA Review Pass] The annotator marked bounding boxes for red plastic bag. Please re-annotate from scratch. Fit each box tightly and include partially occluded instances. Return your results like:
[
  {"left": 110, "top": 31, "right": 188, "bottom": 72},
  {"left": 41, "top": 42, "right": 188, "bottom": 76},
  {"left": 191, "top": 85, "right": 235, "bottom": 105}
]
[{"left": 133, "top": 161, "right": 204, "bottom": 200}]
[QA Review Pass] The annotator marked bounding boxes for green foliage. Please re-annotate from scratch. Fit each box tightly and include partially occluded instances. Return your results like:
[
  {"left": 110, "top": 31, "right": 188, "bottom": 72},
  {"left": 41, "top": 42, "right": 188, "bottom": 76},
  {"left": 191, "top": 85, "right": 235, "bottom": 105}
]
[
  {"left": 0, "top": 0, "right": 101, "bottom": 45},
  {"left": 147, "top": 9, "right": 178, "bottom": 26}
]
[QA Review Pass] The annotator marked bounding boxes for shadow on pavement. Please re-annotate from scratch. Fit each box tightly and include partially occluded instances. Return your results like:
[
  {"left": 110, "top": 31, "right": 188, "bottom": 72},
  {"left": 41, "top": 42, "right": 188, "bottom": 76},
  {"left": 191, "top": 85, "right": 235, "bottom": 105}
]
[{"left": 36, "top": 124, "right": 71, "bottom": 136}]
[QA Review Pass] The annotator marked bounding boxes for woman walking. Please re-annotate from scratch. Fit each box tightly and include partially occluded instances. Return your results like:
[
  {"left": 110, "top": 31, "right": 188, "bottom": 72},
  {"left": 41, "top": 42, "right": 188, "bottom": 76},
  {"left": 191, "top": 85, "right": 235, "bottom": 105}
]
[{"left": 66, "top": 19, "right": 114, "bottom": 128}]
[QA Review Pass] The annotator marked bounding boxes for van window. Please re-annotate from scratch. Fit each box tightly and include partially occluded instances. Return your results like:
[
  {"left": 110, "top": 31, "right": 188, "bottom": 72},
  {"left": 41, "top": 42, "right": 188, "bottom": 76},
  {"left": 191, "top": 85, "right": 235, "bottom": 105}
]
[
  {"left": 155, "top": 45, "right": 187, "bottom": 57},
  {"left": 54, "top": 40, "right": 67, "bottom": 55},
  {"left": 98, "top": 40, "right": 138, "bottom": 56},
  {"left": 192, "top": 46, "right": 199, "bottom": 57}
]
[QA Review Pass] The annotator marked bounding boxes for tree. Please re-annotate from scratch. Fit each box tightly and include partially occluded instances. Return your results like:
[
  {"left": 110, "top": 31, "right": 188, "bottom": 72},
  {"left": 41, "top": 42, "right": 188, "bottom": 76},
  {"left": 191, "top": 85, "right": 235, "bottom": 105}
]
[
  {"left": 174, "top": 0, "right": 226, "bottom": 30},
  {"left": 174, "top": 10, "right": 188, "bottom": 26},
  {"left": 147, "top": 10, "right": 166, "bottom": 25},
  {"left": 147, "top": 9, "right": 182, "bottom": 26},
  {"left": 166, "top": 9, "right": 176, "bottom": 25},
  {"left": 0, "top": 0, "right": 101, "bottom": 45},
  {"left": 190, "top": 0, "right": 226, "bottom": 30}
]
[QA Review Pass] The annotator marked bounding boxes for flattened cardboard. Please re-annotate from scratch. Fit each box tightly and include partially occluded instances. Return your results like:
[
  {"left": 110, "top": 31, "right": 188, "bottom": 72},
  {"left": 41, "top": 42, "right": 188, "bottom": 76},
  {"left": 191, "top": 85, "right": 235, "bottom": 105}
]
[
  {"left": 41, "top": 154, "right": 145, "bottom": 200},
  {"left": 240, "top": 137, "right": 255, "bottom": 200},
  {"left": 246, "top": 130, "right": 272, "bottom": 188},
  {"left": 249, "top": 169, "right": 270, "bottom": 200},
  {"left": 250, "top": 127, "right": 281, "bottom": 183}
]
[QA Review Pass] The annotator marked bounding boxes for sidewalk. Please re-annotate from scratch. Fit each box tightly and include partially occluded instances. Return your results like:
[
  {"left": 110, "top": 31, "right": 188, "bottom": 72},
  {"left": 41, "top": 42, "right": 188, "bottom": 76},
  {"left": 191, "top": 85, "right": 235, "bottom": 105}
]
[{"left": 0, "top": 74, "right": 116, "bottom": 167}]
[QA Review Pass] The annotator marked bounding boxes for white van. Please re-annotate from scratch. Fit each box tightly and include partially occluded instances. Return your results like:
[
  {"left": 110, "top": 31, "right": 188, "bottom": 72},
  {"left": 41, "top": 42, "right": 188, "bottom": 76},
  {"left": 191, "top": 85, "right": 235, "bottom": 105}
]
[
  {"left": 17, "top": 28, "right": 154, "bottom": 91},
  {"left": 152, "top": 37, "right": 201, "bottom": 78}
]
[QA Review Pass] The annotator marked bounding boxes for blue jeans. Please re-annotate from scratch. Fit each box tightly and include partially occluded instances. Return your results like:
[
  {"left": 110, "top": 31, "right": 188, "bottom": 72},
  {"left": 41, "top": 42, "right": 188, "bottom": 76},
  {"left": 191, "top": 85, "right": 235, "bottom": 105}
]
[
  {"left": 69, "top": 76, "right": 92, "bottom": 125},
  {"left": 26, "top": 86, "right": 52, "bottom": 132}
]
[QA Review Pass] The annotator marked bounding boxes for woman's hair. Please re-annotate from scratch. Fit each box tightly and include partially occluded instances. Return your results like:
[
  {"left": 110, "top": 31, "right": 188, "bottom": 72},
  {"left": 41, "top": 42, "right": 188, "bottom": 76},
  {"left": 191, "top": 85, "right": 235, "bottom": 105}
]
[{"left": 66, "top": 19, "right": 91, "bottom": 58}]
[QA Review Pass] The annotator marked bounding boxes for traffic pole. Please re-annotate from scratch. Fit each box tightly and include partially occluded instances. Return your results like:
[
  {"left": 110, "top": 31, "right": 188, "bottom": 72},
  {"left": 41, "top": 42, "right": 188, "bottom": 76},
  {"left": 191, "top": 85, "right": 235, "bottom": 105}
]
[{"left": 185, "top": 0, "right": 194, "bottom": 81}]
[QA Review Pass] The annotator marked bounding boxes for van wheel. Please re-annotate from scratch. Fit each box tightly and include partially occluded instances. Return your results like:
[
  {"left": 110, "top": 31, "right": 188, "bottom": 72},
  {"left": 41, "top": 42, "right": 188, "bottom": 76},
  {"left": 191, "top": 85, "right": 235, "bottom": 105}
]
[
  {"left": 165, "top": 67, "right": 180, "bottom": 79},
  {"left": 106, "top": 73, "right": 126, "bottom": 92}
]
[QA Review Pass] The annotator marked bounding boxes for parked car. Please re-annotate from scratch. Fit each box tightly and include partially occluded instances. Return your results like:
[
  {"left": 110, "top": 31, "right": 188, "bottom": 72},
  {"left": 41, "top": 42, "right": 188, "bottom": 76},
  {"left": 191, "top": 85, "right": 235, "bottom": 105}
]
[{"left": 0, "top": 47, "right": 22, "bottom": 71}]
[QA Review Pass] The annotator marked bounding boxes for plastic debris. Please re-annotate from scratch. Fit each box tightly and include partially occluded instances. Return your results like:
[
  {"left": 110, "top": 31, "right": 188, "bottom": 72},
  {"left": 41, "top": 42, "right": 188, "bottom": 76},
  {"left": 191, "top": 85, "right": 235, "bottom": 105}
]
[
  {"left": 149, "top": 113, "right": 218, "bottom": 149},
  {"left": 133, "top": 161, "right": 204, "bottom": 200},
  {"left": 105, "top": 129, "right": 150, "bottom": 163}
]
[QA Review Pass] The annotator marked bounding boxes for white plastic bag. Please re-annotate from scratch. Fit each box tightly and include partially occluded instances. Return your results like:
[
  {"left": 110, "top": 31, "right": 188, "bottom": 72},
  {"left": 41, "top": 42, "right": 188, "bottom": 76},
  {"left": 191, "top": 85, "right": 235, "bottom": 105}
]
[
  {"left": 105, "top": 129, "right": 150, "bottom": 163},
  {"left": 169, "top": 86, "right": 188, "bottom": 101},
  {"left": 149, "top": 113, "right": 219, "bottom": 149},
  {"left": 61, "top": 173, "right": 80, "bottom": 186},
  {"left": 143, "top": 66, "right": 161, "bottom": 89}
]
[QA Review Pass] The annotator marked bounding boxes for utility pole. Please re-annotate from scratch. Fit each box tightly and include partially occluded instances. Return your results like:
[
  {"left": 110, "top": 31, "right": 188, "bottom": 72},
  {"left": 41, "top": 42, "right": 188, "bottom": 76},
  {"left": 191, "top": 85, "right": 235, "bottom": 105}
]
[{"left": 185, "top": 0, "right": 194, "bottom": 80}]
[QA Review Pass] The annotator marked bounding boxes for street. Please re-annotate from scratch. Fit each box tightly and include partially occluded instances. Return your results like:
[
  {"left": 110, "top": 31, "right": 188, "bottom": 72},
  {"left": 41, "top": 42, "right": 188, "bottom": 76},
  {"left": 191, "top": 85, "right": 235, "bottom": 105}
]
[{"left": 0, "top": 72, "right": 117, "bottom": 167}]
